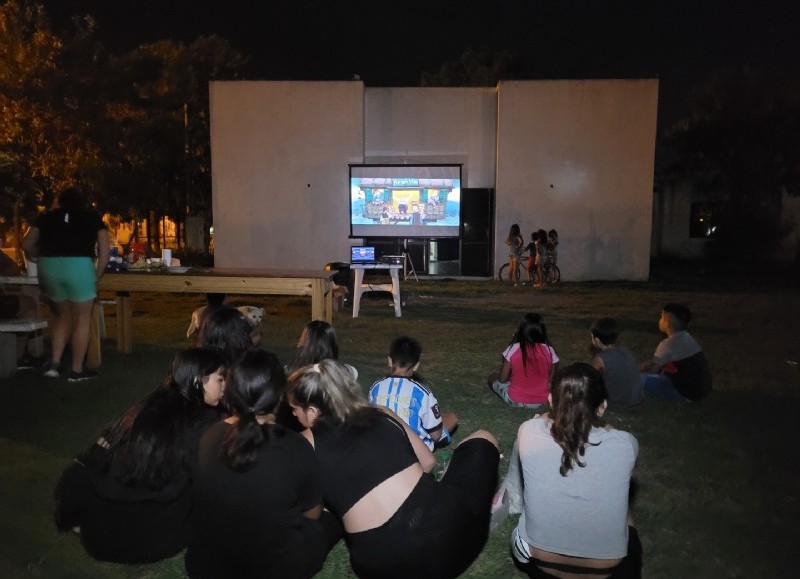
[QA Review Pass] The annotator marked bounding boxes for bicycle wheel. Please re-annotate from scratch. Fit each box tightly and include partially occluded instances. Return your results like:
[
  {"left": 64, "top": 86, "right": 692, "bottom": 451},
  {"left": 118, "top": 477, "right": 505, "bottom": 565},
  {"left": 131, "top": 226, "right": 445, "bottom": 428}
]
[
  {"left": 498, "top": 263, "right": 521, "bottom": 284},
  {"left": 544, "top": 264, "right": 560, "bottom": 285}
]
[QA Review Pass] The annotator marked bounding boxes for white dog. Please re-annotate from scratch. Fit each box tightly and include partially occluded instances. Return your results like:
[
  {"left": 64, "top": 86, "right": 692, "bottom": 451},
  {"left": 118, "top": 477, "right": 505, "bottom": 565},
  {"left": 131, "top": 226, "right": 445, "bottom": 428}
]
[{"left": 186, "top": 305, "right": 265, "bottom": 338}]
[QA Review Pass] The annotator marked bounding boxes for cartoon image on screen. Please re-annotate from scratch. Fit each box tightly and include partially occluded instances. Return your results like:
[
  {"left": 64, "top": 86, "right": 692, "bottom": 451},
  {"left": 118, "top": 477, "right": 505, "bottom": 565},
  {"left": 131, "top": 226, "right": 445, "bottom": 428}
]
[{"left": 349, "top": 165, "right": 462, "bottom": 238}]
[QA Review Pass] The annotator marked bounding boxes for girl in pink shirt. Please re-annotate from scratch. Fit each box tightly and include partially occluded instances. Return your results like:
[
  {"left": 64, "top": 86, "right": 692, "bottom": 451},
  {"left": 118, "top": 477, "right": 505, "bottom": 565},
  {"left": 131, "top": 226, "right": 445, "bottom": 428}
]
[{"left": 489, "top": 313, "right": 559, "bottom": 409}]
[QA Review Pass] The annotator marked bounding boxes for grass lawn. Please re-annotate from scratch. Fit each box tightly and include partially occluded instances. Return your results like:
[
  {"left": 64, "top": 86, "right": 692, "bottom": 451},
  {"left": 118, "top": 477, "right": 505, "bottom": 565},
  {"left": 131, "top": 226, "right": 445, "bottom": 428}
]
[{"left": 1, "top": 264, "right": 798, "bottom": 578}]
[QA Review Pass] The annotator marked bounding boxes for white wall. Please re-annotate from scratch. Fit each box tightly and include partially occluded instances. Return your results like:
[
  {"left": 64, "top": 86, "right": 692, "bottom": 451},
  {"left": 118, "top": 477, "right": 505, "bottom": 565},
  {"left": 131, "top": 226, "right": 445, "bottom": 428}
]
[
  {"left": 495, "top": 80, "right": 659, "bottom": 281},
  {"left": 364, "top": 88, "right": 497, "bottom": 188},
  {"left": 209, "top": 81, "right": 364, "bottom": 269},
  {"left": 209, "top": 79, "right": 659, "bottom": 279}
]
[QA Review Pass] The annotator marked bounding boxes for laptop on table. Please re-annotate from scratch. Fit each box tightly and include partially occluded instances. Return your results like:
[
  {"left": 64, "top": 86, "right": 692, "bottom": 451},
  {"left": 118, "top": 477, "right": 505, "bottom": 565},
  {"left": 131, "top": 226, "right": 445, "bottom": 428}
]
[{"left": 350, "top": 246, "right": 377, "bottom": 265}]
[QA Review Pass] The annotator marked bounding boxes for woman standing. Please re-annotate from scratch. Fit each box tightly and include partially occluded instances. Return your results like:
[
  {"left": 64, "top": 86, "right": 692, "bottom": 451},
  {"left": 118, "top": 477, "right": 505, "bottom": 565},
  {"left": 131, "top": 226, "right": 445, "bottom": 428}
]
[
  {"left": 54, "top": 349, "right": 227, "bottom": 563},
  {"left": 509, "top": 363, "right": 641, "bottom": 578},
  {"left": 22, "top": 187, "right": 110, "bottom": 381},
  {"left": 186, "top": 349, "right": 337, "bottom": 578},
  {"left": 287, "top": 360, "right": 500, "bottom": 579}
]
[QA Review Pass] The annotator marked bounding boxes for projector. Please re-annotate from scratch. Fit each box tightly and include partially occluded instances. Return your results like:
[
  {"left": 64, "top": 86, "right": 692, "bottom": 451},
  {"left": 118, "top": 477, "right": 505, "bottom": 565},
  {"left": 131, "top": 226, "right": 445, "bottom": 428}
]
[{"left": 381, "top": 255, "right": 405, "bottom": 265}]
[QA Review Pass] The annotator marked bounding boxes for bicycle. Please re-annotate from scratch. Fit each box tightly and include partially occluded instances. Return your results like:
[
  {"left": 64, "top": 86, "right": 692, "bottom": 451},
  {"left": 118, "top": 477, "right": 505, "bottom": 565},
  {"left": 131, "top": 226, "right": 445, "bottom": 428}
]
[{"left": 498, "top": 255, "right": 560, "bottom": 286}]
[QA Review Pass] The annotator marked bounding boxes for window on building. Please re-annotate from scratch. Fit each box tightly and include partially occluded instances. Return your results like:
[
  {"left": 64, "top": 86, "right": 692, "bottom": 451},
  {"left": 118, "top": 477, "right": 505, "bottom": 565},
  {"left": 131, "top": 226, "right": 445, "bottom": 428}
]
[{"left": 689, "top": 202, "right": 720, "bottom": 238}]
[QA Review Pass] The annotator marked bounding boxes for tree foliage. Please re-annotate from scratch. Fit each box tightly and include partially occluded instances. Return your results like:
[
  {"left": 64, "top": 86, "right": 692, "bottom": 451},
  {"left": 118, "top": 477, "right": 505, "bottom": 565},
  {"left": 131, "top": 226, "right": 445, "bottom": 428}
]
[
  {"left": 421, "top": 47, "right": 518, "bottom": 87},
  {"left": 0, "top": 0, "right": 98, "bottom": 221},
  {"left": 664, "top": 67, "right": 800, "bottom": 262},
  {"left": 0, "top": 0, "right": 250, "bottom": 249}
]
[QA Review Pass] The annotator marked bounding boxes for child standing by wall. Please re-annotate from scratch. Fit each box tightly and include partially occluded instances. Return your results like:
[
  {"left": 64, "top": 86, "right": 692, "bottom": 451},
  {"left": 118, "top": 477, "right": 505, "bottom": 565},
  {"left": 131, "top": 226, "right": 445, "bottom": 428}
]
[
  {"left": 369, "top": 336, "right": 458, "bottom": 450},
  {"left": 546, "top": 229, "right": 559, "bottom": 265},
  {"left": 534, "top": 229, "right": 547, "bottom": 288},
  {"left": 505, "top": 224, "right": 525, "bottom": 286},
  {"left": 525, "top": 232, "right": 538, "bottom": 284},
  {"left": 488, "top": 313, "right": 559, "bottom": 410}
]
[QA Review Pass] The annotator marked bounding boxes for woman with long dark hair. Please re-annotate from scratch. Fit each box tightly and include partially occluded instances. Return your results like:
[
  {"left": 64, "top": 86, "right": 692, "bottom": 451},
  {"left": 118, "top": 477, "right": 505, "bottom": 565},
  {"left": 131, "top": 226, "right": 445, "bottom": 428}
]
[
  {"left": 186, "top": 350, "right": 337, "bottom": 578},
  {"left": 197, "top": 306, "right": 257, "bottom": 364},
  {"left": 292, "top": 319, "right": 357, "bottom": 378},
  {"left": 287, "top": 360, "right": 500, "bottom": 579},
  {"left": 509, "top": 363, "right": 641, "bottom": 578},
  {"left": 54, "top": 348, "right": 226, "bottom": 563},
  {"left": 489, "top": 313, "right": 559, "bottom": 410}
]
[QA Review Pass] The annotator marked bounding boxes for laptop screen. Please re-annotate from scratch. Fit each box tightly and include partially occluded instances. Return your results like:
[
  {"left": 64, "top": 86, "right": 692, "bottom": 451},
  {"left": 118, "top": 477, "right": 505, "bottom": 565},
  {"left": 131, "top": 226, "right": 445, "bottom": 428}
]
[{"left": 351, "top": 246, "right": 376, "bottom": 263}]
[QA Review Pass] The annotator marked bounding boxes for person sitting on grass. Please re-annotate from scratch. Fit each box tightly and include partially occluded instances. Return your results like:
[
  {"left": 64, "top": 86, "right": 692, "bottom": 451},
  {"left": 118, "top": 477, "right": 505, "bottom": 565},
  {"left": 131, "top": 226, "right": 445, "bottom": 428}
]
[
  {"left": 53, "top": 348, "right": 227, "bottom": 564},
  {"left": 589, "top": 317, "right": 643, "bottom": 408},
  {"left": 291, "top": 319, "right": 358, "bottom": 379},
  {"left": 197, "top": 306, "right": 259, "bottom": 365},
  {"left": 509, "top": 363, "right": 642, "bottom": 579},
  {"left": 287, "top": 360, "right": 500, "bottom": 579},
  {"left": 488, "top": 313, "right": 559, "bottom": 411},
  {"left": 639, "top": 303, "right": 712, "bottom": 402},
  {"left": 369, "top": 335, "right": 457, "bottom": 450},
  {"left": 186, "top": 349, "right": 339, "bottom": 579}
]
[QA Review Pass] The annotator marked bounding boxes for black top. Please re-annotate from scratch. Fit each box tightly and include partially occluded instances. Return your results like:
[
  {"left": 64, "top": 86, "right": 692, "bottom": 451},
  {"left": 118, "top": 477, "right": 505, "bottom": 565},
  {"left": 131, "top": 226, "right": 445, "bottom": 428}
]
[
  {"left": 186, "top": 421, "right": 324, "bottom": 578},
  {"left": 312, "top": 411, "right": 418, "bottom": 519},
  {"left": 52, "top": 406, "right": 220, "bottom": 564},
  {"left": 670, "top": 351, "right": 713, "bottom": 401},
  {"left": 34, "top": 207, "right": 106, "bottom": 258}
]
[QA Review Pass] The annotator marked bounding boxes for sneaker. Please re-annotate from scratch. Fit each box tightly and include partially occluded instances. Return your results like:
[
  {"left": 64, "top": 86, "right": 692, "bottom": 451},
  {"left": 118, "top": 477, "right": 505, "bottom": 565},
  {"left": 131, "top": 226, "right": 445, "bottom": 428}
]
[
  {"left": 67, "top": 369, "right": 98, "bottom": 382},
  {"left": 43, "top": 361, "right": 61, "bottom": 378},
  {"left": 16, "top": 355, "right": 37, "bottom": 370}
]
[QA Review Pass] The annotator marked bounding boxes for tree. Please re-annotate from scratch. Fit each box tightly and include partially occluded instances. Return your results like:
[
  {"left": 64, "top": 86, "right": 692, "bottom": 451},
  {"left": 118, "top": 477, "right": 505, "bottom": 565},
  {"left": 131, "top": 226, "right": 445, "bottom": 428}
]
[
  {"left": 0, "top": 0, "right": 99, "bottom": 219},
  {"left": 664, "top": 67, "right": 800, "bottom": 263},
  {"left": 421, "top": 47, "right": 518, "bottom": 87},
  {"left": 100, "top": 36, "right": 249, "bottom": 249},
  {"left": 0, "top": 2, "right": 249, "bottom": 253}
]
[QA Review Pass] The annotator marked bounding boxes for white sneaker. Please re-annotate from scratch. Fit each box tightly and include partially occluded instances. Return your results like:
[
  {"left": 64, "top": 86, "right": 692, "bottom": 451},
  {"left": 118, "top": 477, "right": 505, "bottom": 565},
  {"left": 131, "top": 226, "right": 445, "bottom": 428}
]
[{"left": 43, "top": 362, "right": 61, "bottom": 378}]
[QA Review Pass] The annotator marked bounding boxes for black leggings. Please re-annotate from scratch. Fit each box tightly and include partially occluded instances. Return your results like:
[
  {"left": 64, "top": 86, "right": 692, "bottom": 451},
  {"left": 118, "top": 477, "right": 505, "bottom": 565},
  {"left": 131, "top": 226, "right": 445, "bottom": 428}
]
[{"left": 346, "top": 437, "right": 499, "bottom": 579}]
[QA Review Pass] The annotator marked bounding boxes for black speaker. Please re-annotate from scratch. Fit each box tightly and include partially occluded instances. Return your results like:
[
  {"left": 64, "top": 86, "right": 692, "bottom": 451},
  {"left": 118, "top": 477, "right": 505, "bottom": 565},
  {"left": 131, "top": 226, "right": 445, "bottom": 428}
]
[{"left": 460, "top": 188, "right": 494, "bottom": 276}]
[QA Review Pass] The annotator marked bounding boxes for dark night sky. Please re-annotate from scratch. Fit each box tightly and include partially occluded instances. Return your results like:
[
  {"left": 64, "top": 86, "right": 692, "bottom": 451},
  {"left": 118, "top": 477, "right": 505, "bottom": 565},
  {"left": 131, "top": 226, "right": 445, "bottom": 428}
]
[{"left": 40, "top": 0, "right": 800, "bottom": 128}]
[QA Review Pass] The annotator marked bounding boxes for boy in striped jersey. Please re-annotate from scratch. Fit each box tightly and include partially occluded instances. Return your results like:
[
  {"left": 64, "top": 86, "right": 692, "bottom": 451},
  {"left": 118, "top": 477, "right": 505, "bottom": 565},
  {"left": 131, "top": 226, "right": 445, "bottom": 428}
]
[{"left": 369, "top": 336, "right": 458, "bottom": 450}]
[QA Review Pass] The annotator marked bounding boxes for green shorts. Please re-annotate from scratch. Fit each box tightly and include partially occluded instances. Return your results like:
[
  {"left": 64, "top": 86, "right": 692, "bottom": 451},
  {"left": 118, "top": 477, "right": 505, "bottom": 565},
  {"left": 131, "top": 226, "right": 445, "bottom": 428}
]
[{"left": 39, "top": 257, "right": 97, "bottom": 302}]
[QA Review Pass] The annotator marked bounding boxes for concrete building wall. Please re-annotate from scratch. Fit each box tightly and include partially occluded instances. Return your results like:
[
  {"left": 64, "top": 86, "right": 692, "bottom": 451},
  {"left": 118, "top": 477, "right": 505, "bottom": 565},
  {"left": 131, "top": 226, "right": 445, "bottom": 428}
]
[
  {"left": 652, "top": 180, "right": 800, "bottom": 261},
  {"left": 209, "top": 81, "right": 364, "bottom": 269},
  {"left": 364, "top": 87, "right": 497, "bottom": 188},
  {"left": 495, "top": 80, "right": 658, "bottom": 280},
  {"left": 651, "top": 180, "right": 707, "bottom": 259},
  {"left": 209, "top": 79, "right": 659, "bottom": 279}
]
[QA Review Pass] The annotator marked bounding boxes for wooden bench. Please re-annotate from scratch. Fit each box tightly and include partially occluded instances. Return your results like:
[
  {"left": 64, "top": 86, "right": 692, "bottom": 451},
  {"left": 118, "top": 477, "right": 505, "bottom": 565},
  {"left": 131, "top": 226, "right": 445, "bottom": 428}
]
[{"left": 0, "top": 318, "right": 48, "bottom": 377}]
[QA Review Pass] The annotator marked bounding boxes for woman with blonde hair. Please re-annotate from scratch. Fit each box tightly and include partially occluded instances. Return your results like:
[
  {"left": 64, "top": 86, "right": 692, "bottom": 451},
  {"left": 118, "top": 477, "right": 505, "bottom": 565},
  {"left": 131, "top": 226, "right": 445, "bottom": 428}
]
[{"left": 287, "top": 360, "right": 500, "bottom": 579}]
